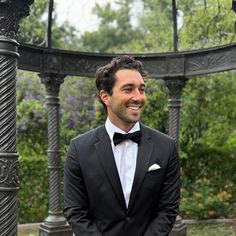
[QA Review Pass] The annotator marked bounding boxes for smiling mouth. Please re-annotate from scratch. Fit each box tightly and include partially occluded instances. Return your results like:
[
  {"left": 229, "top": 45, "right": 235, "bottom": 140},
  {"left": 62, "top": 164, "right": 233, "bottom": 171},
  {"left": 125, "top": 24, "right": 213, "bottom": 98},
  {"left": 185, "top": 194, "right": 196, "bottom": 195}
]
[{"left": 127, "top": 105, "right": 141, "bottom": 111}]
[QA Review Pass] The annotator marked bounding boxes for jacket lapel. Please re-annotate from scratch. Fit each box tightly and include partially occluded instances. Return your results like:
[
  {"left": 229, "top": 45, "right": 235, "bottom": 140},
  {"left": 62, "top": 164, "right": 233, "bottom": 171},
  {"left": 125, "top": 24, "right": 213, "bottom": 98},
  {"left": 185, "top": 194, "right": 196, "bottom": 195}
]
[
  {"left": 128, "top": 125, "right": 153, "bottom": 211},
  {"left": 95, "top": 126, "right": 126, "bottom": 209}
]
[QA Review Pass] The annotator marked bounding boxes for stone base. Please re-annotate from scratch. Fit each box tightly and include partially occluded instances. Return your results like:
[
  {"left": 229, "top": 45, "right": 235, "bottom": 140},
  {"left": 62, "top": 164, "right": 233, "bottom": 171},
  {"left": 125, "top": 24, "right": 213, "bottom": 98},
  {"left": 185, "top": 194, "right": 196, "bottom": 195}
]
[
  {"left": 39, "top": 222, "right": 73, "bottom": 236},
  {"left": 169, "top": 220, "right": 187, "bottom": 236}
]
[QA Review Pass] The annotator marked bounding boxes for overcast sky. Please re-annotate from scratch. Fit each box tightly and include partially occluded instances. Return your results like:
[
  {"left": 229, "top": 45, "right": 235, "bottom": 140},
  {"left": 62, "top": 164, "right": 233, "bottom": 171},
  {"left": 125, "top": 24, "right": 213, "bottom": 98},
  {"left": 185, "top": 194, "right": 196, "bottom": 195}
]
[
  {"left": 54, "top": 0, "right": 142, "bottom": 34},
  {"left": 54, "top": 0, "right": 109, "bottom": 33}
]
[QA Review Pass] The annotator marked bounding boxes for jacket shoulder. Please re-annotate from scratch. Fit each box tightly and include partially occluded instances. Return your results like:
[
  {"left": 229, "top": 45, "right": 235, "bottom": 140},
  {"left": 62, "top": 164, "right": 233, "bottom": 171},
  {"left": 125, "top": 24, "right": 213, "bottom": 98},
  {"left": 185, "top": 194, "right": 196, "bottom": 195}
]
[
  {"left": 70, "top": 125, "right": 105, "bottom": 144},
  {"left": 141, "top": 124, "right": 175, "bottom": 146},
  {"left": 143, "top": 124, "right": 173, "bottom": 138}
]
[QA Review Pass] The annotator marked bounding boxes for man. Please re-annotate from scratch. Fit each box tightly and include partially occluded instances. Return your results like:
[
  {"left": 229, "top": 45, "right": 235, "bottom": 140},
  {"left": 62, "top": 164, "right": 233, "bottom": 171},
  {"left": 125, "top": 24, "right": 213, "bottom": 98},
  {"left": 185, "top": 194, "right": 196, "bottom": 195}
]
[{"left": 63, "top": 55, "right": 180, "bottom": 236}]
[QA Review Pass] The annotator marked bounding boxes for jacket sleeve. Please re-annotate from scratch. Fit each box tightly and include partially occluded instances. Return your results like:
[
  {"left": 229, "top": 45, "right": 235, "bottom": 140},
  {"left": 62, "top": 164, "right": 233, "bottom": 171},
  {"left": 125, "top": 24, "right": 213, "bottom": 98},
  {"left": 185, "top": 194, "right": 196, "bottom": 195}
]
[
  {"left": 143, "top": 141, "right": 180, "bottom": 236},
  {"left": 63, "top": 139, "right": 103, "bottom": 236}
]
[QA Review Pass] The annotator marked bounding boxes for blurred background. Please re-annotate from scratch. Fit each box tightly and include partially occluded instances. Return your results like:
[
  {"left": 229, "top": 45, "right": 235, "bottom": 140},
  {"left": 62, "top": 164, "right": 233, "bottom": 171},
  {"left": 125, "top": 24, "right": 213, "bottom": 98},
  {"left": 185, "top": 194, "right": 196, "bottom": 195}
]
[{"left": 17, "top": 0, "right": 236, "bottom": 231}]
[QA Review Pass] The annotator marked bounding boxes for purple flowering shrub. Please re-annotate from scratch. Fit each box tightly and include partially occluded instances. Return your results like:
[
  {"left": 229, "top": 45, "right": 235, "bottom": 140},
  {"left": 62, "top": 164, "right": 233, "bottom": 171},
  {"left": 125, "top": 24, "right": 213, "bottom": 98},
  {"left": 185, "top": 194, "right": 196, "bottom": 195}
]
[{"left": 60, "top": 77, "right": 105, "bottom": 154}]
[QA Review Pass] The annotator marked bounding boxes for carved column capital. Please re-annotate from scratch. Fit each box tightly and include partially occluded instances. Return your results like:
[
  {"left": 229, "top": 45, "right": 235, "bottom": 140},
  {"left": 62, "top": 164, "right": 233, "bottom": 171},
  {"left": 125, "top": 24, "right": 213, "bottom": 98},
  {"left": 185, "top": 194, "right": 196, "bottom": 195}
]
[
  {"left": 164, "top": 77, "right": 188, "bottom": 99},
  {"left": 0, "top": 0, "right": 34, "bottom": 39},
  {"left": 39, "top": 73, "right": 66, "bottom": 96}
]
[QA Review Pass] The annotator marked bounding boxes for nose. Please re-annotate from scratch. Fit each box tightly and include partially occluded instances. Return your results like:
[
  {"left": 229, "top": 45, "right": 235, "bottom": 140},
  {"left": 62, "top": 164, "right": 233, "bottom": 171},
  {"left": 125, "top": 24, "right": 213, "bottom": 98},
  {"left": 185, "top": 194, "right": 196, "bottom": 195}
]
[{"left": 132, "top": 89, "right": 146, "bottom": 102}]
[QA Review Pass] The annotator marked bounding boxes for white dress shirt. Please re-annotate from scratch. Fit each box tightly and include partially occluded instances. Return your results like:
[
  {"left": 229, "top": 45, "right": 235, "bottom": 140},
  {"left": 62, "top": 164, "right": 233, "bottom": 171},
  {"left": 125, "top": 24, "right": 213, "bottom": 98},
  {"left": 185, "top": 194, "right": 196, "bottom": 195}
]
[{"left": 105, "top": 118, "right": 140, "bottom": 208}]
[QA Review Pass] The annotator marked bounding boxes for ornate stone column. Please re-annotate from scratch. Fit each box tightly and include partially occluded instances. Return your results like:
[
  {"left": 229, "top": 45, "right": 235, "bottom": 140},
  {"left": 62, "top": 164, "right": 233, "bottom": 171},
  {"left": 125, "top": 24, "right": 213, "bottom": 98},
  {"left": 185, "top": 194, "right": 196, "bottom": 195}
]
[
  {"left": 164, "top": 77, "right": 188, "bottom": 236},
  {"left": 39, "top": 73, "right": 72, "bottom": 236},
  {"left": 0, "top": 1, "right": 33, "bottom": 235}
]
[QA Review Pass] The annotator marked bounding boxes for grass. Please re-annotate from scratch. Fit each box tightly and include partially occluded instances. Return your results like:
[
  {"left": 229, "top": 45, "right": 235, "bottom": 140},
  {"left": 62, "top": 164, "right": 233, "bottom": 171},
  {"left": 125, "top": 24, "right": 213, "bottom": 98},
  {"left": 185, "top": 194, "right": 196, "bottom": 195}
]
[
  {"left": 187, "top": 224, "right": 236, "bottom": 236},
  {"left": 18, "top": 228, "right": 38, "bottom": 236},
  {"left": 18, "top": 223, "right": 236, "bottom": 236}
]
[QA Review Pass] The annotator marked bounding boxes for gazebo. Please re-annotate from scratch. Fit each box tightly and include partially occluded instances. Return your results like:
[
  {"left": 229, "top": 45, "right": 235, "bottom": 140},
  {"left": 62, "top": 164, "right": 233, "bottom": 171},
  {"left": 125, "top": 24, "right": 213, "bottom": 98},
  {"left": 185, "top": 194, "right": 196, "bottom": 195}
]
[{"left": 0, "top": 0, "right": 236, "bottom": 235}]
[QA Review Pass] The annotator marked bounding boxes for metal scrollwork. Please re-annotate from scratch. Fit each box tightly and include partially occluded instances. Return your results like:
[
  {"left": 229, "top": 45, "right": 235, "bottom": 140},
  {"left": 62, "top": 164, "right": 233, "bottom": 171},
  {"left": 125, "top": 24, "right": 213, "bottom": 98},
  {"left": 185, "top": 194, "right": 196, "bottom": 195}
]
[
  {"left": 48, "top": 151, "right": 61, "bottom": 168},
  {"left": 0, "top": 159, "right": 19, "bottom": 186},
  {"left": 164, "top": 77, "right": 187, "bottom": 146},
  {"left": 164, "top": 78, "right": 187, "bottom": 99},
  {"left": 39, "top": 73, "right": 65, "bottom": 96},
  {"left": 0, "top": 0, "right": 34, "bottom": 38}
]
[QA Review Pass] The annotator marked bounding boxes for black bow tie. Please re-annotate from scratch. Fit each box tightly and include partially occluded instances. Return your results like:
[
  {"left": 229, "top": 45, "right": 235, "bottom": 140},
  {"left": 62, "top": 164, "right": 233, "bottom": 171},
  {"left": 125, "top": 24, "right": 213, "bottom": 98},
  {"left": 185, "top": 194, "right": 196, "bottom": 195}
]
[{"left": 113, "top": 131, "right": 142, "bottom": 146}]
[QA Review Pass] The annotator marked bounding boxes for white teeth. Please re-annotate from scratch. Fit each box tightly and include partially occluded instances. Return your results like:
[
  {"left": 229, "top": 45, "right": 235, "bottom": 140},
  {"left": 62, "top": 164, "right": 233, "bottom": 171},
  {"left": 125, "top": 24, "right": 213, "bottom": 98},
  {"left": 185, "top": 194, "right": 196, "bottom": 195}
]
[{"left": 128, "top": 106, "right": 140, "bottom": 110}]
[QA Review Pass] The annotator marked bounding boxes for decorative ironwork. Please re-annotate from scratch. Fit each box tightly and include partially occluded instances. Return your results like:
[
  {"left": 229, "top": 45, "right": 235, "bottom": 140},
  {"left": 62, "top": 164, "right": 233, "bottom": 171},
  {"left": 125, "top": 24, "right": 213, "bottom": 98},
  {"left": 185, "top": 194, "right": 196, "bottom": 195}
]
[
  {"left": 18, "top": 43, "right": 236, "bottom": 78},
  {"left": 0, "top": 56, "right": 17, "bottom": 152},
  {"left": 187, "top": 50, "right": 230, "bottom": 73},
  {"left": 0, "top": 0, "right": 33, "bottom": 39},
  {"left": 40, "top": 73, "right": 65, "bottom": 96},
  {"left": 164, "top": 77, "right": 187, "bottom": 236},
  {"left": 47, "top": 151, "right": 61, "bottom": 168},
  {"left": 48, "top": 170, "right": 61, "bottom": 212},
  {"left": 0, "top": 34, "right": 17, "bottom": 236},
  {"left": 0, "top": 193, "right": 18, "bottom": 236},
  {"left": 0, "top": 158, "right": 19, "bottom": 186},
  {"left": 0, "top": 1, "right": 33, "bottom": 235},
  {"left": 164, "top": 77, "right": 187, "bottom": 145},
  {"left": 39, "top": 73, "right": 72, "bottom": 235}
]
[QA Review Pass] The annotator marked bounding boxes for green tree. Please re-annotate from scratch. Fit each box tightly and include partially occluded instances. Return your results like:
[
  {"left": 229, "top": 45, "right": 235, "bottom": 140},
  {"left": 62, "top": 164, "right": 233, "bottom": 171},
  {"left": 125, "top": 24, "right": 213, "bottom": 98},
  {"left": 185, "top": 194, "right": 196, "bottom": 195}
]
[
  {"left": 136, "top": 0, "right": 174, "bottom": 52},
  {"left": 178, "top": 0, "right": 236, "bottom": 50},
  {"left": 17, "top": 71, "right": 47, "bottom": 157},
  {"left": 18, "top": 0, "right": 80, "bottom": 50},
  {"left": 80, "top": 0, "right": 143, "bottom": 52},
  {"left": 79, "top": 0, "right": 175, "bottom": 53},
  {"left": 180, "top": 73, "right": 236, "bottom": 184},
  {"left": 18, "top": 0, "right": 48, "bottom": 45}
]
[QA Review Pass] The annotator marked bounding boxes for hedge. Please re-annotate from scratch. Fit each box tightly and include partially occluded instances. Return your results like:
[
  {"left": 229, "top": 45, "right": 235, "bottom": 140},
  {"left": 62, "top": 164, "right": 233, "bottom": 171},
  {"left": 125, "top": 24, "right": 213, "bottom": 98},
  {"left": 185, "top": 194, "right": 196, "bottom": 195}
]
[{"left": 18, "top": 156, "right": 49, "bottom": 223}]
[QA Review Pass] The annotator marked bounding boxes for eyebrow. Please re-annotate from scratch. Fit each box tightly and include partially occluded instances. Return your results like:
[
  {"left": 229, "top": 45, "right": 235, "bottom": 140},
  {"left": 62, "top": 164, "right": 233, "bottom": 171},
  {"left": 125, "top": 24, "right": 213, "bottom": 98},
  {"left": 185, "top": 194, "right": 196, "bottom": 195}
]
[{"left": 121, "top": 83, "right": 146, "bottom": 89}]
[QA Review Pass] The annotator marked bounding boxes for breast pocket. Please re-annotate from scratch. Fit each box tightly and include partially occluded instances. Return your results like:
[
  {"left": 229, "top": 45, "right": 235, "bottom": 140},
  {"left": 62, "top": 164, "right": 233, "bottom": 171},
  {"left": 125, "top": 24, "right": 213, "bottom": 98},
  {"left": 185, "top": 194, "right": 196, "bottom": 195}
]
[{"left": 143, "top": 168, "right": 165, "bottom": 191}]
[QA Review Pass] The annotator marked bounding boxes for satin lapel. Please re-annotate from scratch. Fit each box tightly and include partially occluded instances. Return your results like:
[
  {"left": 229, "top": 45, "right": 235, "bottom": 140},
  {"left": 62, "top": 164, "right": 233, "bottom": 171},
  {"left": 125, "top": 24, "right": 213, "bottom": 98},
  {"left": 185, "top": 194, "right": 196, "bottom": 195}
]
[
  {"left": 95, "top": 126, "right": 126, "bottom": 209},
  {"left": 128, "top": 126, "right": 153, "bottom": 211}
]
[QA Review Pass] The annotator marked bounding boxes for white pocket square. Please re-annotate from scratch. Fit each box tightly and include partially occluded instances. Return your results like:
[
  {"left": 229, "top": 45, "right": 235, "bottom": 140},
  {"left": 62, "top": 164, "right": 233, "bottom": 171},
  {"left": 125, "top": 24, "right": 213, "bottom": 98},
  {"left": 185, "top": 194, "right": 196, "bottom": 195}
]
[{"left": 148, "top": 163, "right": 161, "bottom": 171}]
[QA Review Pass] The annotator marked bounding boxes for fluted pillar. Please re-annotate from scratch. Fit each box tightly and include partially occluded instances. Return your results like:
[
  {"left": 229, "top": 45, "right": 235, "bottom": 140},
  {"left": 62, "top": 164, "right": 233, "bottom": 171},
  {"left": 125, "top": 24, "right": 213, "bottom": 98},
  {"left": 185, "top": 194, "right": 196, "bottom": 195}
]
[
  {"left": 0, "top": 1, "right": 33, "bottom": 235},
  {"left": 39, "top": 73, "right": 72, "bottom": 236},
  {"left": 164, "top": 77, "right": 188, "bottom": 236}
]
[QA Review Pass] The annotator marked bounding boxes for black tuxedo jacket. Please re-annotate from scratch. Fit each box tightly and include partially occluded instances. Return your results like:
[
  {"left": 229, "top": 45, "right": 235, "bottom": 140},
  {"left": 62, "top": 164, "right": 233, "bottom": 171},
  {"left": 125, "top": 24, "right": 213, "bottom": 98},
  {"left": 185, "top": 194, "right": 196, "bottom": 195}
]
[{"left": 64, "top": 124, "right": 180, "bottom": 236}]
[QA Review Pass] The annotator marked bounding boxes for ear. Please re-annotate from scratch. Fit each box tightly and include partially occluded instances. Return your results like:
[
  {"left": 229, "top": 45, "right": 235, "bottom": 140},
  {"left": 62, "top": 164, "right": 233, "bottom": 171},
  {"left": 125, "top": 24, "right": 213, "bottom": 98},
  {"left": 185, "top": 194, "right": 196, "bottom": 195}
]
[{"left": 99, "top": 90, "right": 111, "bottom": 106}]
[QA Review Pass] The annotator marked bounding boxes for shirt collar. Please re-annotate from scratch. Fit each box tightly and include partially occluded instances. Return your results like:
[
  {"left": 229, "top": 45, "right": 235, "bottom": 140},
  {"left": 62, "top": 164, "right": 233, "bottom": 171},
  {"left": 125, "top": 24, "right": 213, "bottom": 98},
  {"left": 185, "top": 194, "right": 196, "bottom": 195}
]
[{"left": 105, "top": 118, "right": 140, "bottom": 141}]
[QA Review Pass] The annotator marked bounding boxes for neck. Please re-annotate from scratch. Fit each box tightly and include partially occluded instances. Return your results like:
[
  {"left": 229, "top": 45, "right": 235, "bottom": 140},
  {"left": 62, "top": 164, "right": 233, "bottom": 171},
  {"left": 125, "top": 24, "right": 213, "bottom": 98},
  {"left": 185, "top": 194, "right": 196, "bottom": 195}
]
[{"left": 107, "top": 118, "right": 138, "bottom": 133}]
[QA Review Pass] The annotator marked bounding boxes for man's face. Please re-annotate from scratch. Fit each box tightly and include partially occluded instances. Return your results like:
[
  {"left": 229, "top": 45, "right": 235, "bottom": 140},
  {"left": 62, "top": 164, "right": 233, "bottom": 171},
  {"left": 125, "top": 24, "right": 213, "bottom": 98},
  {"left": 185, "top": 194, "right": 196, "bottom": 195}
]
[{"left": 100, "top": 69, "right": 147, "bottom": 132}]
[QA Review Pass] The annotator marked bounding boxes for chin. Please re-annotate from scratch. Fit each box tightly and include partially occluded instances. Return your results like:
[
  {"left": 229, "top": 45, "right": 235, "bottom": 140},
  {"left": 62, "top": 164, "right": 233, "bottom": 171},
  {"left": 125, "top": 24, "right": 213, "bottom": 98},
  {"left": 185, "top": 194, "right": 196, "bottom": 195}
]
[{"left": 127, "top": 117, "right": 140, "bottom": 123}]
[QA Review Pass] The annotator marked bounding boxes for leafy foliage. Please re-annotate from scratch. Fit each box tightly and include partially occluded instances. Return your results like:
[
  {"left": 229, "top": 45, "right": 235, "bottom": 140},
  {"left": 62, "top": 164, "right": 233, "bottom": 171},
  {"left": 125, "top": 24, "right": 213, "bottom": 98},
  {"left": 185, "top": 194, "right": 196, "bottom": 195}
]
[
  {"left": 18, "top": 0, "right": 48, "bottom": 45},
  {"left": 80, "top": 0, "right": 143, "bottom": 52},
  {"left": 17, "top": 71, "right": 47, "bottom": 156},
  {"left": 18, "top": 0, "right": 80, "bottom": 50},
  {"left": 141, "top": 79, "right": 168, "bottom": 132},
  {"left": 180, "top": 72, "right": 236, "bottom": 206},
  {"left": 178, "top": 0, "right": 236, "bottom": 50},
  {"left": 18, "top": 156, "right": 48, "bottom": 223},
  {"left": 180, "top": 176, "right": 233, "bottom": 219}
]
